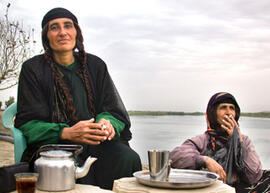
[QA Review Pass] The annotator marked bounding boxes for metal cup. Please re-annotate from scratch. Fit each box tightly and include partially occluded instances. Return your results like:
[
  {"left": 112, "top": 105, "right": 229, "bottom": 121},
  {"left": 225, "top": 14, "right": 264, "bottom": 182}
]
[{"left": 148, "top": 150, "right": 171, "bottom": 181}]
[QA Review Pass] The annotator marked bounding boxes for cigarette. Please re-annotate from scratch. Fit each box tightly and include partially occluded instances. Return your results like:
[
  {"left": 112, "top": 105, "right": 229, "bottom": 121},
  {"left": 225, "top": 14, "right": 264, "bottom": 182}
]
[
  {"left": 101, "top": 124, "right": 107, "bottom": 130},
  {"left": 229, "top": 115, "right": 233, "bottom": 118}
]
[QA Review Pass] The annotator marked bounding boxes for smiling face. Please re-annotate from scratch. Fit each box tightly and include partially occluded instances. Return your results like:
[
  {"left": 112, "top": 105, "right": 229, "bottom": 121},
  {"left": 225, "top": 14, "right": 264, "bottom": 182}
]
[
  {"left": 216, "top": 103, "right": 236, "bottom": 126},
  {"left": 47, "top": 18, "right": 77, "bottom": 54}
]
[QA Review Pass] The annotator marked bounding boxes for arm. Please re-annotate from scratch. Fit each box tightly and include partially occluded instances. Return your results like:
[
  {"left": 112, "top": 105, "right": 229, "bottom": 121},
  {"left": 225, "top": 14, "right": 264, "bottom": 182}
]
[
  {"left": 241, "top": 135, "right": 263, "bottom": 184},
  {"left": 20, "top": 120, "right": 68, "bottom": 148},
  {"left": 220, "top": 115, "right": 263, "bottom": 184},
  {"left": 15, "top": 56, "right": 63, "bottom": 147},
  {"left": 170, "top": 133, "right": 227, "bottom": 183},
  {"left": 15, "top": 56, "right": 51, "bottom": 128},
  {"left": 170, "top": 133, "right": 208, "bottom": 170}
]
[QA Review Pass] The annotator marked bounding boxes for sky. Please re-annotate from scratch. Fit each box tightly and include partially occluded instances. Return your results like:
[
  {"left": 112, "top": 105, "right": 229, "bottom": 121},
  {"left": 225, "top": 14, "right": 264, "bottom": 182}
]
[{"left": 0, "top": 0, "right": 270, "bottom": 112}]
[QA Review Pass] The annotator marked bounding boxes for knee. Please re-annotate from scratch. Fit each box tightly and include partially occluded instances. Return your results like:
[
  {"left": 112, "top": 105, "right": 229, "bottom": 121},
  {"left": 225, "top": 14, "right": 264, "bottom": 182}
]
[{"left": 121, "top": 148, "right": 142, "bottom": 170}]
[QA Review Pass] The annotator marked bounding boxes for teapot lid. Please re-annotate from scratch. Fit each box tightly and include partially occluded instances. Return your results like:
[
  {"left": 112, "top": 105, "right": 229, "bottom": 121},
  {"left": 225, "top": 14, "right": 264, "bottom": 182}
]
[{"left": 40, "top": 150, "right": 73, "bottom": 158}]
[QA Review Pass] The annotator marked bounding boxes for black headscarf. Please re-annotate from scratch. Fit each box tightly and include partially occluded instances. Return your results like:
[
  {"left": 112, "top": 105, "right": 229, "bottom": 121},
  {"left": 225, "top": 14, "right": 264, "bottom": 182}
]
[
  {"left": 206, "top": 92, "right": 240, "bottom": 131},
  {"left": 41, "top": 7, "right": 78, "bottom": 28}
]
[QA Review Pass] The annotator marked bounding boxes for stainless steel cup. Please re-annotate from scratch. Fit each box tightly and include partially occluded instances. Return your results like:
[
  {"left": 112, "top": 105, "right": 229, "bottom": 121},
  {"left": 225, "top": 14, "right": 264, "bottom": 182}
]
[{"left": 148, "top": 150, "right": 170, "bottom": 181}]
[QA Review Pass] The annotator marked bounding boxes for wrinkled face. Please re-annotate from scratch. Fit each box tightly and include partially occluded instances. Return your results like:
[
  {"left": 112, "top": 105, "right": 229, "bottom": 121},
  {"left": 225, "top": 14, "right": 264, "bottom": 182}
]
[
  {"left": 47, "top": 18, "right": 77, "bottom": 53},
  {"left": 216, "top": 103, "right": 236, "bottom": 125}
]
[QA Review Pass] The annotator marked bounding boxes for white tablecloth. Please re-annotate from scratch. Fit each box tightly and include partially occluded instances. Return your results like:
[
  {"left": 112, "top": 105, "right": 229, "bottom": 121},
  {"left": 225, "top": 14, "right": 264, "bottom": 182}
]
[
  {"left": 11, "top": 184, "right": 113, "bottom": 193},
  {"left": 113, "top": 177, "right": 235, "bottom": 193}
]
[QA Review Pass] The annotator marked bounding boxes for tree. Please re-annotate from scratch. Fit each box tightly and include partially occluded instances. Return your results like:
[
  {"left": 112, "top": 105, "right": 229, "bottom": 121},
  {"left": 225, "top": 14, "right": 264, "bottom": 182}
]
[
  {"left": 5, "top": 96, "right": 14, "bottom": 108},
  {"left": 0, "top": 3, "right": 36, "bottom": 90}
]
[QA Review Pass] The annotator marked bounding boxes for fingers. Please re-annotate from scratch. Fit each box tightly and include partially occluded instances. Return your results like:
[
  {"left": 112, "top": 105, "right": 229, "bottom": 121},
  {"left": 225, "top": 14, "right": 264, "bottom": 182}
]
[
  {"left": 205, "top": 157, "right": 226, "bottom": 183},
  {"left": 107, "top": 123, "right": 115, "bottom": 140},
  {"left": 221, "top": 115, "right": 237, "bottom": 137},
  {"left": 219, "top": 168, "right": 226, "bottom": 183},
  {"left": 63, "top": 118, "right": 116, "bottom": 145},
  {"left": 98, "top": 119, "right": 115, "bottom": 141}
]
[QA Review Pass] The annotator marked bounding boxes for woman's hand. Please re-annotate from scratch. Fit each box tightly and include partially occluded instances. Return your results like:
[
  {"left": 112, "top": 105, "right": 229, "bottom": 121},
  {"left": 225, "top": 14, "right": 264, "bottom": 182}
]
[
  {"left": 205, "top": 157, "right": 226, "bottom": 183},
  {"left": 98, "top": 118, "right": 115, "bottom": 141},
  {"left": 61, "top": 118, "right": 109, "bottom": 145},
  {"left": 221, "top": 115, "right": 243, "bottom": 141}
]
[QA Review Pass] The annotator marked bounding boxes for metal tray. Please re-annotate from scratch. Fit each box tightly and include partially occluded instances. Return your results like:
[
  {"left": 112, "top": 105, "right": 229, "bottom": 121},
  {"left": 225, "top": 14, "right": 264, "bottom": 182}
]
[{"left": 133, "top": 169, "right": 219, "bottom": 189}]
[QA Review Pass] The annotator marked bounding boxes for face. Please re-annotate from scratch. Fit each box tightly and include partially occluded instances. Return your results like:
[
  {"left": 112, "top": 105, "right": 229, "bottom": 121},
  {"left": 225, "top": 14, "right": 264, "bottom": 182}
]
[
  {"left": 216, "top": 103, "right": 236, "bottom": 125},
  {"left": 47, "top": 18, "right": 77, "bottom": 53}
]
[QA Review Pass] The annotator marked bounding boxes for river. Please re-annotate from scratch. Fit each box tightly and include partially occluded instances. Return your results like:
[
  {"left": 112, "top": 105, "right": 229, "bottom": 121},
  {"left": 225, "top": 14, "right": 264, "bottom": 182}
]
[{"left": 128, "top": 115, "right": 270, "bottom": 169}]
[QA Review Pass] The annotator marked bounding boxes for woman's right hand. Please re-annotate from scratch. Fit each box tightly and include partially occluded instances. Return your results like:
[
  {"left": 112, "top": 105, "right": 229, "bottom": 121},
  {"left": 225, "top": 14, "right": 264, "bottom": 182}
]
[
  {"left": 205, "top": 156, "right": 226, "bottom": 183},
  {"left": 61, "top": 118, "right": 109, "bottom": 145}
]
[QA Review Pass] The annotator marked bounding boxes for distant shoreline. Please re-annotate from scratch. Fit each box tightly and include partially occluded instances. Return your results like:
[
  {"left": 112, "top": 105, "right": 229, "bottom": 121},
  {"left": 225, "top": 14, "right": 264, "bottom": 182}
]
[{"left": 128, "top": 111, "right": 270, "bottom": 118}]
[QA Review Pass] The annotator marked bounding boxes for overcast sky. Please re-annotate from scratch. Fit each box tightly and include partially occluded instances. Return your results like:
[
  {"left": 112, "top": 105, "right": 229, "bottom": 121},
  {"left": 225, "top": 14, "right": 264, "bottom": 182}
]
[{"left": 0, "top": 0, "right": 270, "bottom": 112}]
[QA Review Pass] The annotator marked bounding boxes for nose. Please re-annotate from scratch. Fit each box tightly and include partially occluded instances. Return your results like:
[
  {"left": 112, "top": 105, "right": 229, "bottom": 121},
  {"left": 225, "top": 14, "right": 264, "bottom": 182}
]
[
  {"left": 225, "top": 107, "right": 233, "bottom": 115},
  {"left": 58, "top": 26, "right": 67, "bottom": 36}
]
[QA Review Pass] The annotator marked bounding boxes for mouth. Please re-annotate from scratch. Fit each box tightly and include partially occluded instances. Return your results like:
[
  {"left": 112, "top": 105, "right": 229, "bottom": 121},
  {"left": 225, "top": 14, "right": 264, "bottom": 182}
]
[{"left": 58, "top": 39, "right": 70, "bottom": 43}]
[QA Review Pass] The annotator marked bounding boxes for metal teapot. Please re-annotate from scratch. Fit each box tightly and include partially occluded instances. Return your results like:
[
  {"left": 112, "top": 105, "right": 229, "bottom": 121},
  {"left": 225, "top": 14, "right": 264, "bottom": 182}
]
[{"left": 34, "top": 144, "right": 97, "bottom": 191}]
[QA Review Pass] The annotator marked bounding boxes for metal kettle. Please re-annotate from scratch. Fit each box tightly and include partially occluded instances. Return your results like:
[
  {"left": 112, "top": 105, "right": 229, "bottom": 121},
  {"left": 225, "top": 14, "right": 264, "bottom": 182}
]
[{"left": 34, "top": 144, "right": 97, "bottom": 191}]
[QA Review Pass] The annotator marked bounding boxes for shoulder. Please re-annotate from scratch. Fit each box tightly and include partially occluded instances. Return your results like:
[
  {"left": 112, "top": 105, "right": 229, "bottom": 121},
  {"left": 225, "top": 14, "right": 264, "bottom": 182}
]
[
  {"left": 85, "top": 53, "right": 109, "bottom": 76},
  {"left": 85, "top": 53, "right": 106, "bottom": 66},
  {"left": 187, "top": 132, "right": 209, "bottom": 149},
  {"left": 22, "top": 54, "right": 46, "bottom": 66},
  {"left": 21, "top": 54, "right": 47, "bottom": 71},
  {"left": 190, "top": 132, "right": 209, "bottom": 142}
]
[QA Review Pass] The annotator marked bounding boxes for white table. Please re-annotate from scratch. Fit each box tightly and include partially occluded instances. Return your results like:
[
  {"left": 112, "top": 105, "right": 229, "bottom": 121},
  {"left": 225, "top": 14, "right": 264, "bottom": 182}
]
[
  {"left": 11, "top": 184, "right": 113, "bottom": 193},
  {"left": 113, "top": 177, "right": 235, "bottom": 193}
]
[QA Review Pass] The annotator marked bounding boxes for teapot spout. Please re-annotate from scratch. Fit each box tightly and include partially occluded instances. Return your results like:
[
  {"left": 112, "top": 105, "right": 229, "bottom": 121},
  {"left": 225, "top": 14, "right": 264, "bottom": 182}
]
[{"left": 76, "top": 156, "right": 97, "bottom": 179}]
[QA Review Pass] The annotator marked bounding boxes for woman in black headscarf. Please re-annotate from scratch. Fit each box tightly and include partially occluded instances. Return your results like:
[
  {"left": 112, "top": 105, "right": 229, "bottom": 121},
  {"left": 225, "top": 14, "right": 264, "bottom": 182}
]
[
  {"left": 15, "top": 7, "right": 141, "bottom": 190},
  {"left": 170, "top": 92, "right": 270, "bottom": 192}
]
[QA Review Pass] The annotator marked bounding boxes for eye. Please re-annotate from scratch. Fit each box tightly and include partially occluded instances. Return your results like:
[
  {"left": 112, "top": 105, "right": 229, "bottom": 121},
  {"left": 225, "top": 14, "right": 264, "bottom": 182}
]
[
  {"left": 64, "top": 23, "right": 74, "bottom": 29},
  {"left": 219, "top": 105, "right": 226, "bottom": 109},
  {"left": 49, "top": 24, "right": 59, "bottom": 31}
]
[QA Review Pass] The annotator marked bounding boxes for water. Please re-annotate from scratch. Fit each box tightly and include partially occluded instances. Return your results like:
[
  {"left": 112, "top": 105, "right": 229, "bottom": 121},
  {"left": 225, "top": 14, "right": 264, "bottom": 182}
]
[{"left": 129, "top": 115, "right": 270, "bottom": 169}]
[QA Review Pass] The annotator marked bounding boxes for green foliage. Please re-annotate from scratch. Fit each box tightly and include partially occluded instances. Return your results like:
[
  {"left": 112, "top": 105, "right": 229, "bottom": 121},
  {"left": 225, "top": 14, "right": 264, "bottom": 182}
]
[
  {"left": 5, "top": 96, "right": 14, "bottom": 108},
  {"left": 241, "top": 112, "right": 270, "bottom": 118},
  {"left": 128, "top": 111, "right": 204, "bottom": 116}
]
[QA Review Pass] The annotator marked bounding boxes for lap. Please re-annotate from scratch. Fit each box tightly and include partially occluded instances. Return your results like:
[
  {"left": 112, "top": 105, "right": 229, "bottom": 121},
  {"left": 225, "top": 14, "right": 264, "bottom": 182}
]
[{"left": 77, "top": 140, "right": 142, "bottom": 190}]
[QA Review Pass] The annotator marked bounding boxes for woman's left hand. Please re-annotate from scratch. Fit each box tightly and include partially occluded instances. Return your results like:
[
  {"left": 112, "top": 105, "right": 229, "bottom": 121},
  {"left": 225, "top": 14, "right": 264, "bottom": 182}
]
[
  {"left": 98, "top": 118, "right": 115, "bottom": 141},
  {"left": 221, "top": 115, "right": 243, "bottom": 141}
]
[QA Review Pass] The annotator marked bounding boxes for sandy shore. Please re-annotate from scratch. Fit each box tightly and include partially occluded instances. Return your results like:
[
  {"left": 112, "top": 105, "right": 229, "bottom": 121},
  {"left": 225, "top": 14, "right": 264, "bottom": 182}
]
[
  {"left": 0, "top": 140, "right": 14, "bottom": 167},
  {"left": 0, "top": 111, "right": 15, "bottom": 167}
]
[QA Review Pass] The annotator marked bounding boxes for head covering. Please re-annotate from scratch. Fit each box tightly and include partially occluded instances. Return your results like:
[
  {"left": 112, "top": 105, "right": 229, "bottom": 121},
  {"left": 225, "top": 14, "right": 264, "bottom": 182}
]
[
  {"left": 206, "top": 92, "right": 241, "bottom": 151},
  {"left": 206, "top": 92, "right": 240, "bottom": 130},
  {"left": 42, "top": 7, "right": 78, "bottom": 28}
]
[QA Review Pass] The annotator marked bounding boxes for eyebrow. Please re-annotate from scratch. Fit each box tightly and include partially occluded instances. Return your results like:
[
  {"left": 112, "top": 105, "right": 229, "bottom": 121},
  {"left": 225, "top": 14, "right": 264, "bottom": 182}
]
[
  {"left": 219, "top": 104, "right": 235, "bottom": 108},
  {"left": 49, "top": 21, "right": 73, "bottom": 27}
]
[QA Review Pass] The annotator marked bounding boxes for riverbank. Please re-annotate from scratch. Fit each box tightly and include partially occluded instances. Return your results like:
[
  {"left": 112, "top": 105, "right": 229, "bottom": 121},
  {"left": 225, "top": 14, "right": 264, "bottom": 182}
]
[{"left": 128, "top": 110, "right": 270, "bottom": 118}]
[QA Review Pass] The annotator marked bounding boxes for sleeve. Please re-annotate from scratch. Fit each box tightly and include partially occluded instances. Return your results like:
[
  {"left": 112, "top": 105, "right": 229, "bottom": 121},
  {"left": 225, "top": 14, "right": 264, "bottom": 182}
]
[
  {"left": 15, "top": 57, "right": 68, "bottom": 149},
  {"left": 20, "top": 120, "right": 69, "bottom": 148},
  {"left": 15, "top": 57, "right": 51, "bottom": 128},
  {"left": 240, "top": 135, "right": 263, "bottom": 184},
  {"left": 170, "top": 133, "right": 208, "bottom": 170},
  {"left": 95, "top": 112, "right": 125, "bottom": 139}
]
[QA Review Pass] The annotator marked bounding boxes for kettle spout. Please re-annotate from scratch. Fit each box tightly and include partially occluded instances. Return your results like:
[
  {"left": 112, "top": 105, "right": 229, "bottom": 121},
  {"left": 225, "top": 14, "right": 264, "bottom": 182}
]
[{"left": 76, "top": 156, "right": 97, "bottom": 179}]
